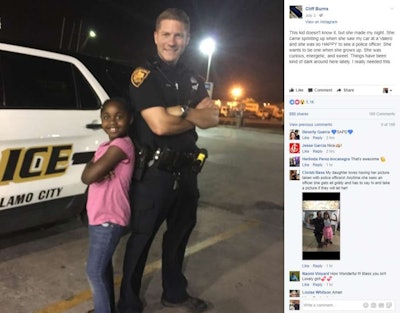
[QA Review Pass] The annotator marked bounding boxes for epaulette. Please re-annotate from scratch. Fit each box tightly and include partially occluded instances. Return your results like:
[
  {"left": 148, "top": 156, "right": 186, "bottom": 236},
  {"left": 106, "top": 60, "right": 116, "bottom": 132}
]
[
  {"left": 146, "top": 58, "right": 160, "bottom": 70},
  {"left": 131, "top": 67, "right": 151, "bottom": 88}
]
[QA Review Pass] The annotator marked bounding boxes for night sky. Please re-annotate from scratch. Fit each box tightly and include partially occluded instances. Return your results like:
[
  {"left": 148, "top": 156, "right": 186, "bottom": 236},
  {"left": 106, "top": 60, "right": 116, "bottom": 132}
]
[{"left": 1, "top": 0, "right": 283, "bottom": 103}]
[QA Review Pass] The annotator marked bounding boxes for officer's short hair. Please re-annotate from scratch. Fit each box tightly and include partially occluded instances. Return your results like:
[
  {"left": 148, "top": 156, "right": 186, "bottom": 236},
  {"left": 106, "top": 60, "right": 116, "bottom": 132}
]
[{"left": 156, "top": 8, "right": 190, "bottom": 33}]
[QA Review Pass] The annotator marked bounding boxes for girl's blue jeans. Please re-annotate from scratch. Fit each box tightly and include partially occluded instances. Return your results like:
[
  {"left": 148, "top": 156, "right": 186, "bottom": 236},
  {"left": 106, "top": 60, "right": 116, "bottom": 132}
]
[{"left": 86, "top": 222, "right": 125, "bottom": 313}]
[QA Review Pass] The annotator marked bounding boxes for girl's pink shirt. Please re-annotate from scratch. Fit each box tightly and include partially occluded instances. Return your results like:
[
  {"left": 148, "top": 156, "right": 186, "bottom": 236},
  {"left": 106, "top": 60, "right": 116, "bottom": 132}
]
[{"left": 86, "top": 136, "right": 135, "bottom": 226}]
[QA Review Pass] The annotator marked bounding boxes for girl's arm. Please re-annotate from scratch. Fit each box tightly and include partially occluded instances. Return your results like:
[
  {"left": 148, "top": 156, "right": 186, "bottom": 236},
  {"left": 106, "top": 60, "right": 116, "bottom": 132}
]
[{"left": 81, "top": 146, "right": 126, "bottom": 185}]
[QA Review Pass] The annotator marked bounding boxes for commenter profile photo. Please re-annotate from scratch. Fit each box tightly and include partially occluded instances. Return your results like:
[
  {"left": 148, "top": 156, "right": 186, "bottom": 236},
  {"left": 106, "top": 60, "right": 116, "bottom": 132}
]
[
  {"left": 290, "top": 289, "right": 300, "bottom": 297},
  {"left": 289, "top": 156, "right": 300, "bottom": 167},
  {"left": 289, "top": 271, "right": 300, "bottom": 281},
  {"left": 289, "top": 129, "right": 300, "bottom": 140},
  {"left": 290, "top": 170, "right": 300, "bottom": 181}
]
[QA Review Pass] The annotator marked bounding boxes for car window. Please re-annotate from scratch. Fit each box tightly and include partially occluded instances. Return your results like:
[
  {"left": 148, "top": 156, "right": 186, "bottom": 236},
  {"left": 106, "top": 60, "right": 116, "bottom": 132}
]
[
  {"left": 0, "top": 51, "right": 78, "bottom": 109},
  {"left": 79, "top": 56, "right": 133, "bottom": 100},
  {"left": 73, "top": 66, "right": 101, "bottom": 110}
]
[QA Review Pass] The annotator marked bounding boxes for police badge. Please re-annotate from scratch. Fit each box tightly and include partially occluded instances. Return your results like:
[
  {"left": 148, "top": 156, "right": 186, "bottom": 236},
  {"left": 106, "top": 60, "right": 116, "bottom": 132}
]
[{"left": 131, "top": 67, "right": 150, "bottom": 87}]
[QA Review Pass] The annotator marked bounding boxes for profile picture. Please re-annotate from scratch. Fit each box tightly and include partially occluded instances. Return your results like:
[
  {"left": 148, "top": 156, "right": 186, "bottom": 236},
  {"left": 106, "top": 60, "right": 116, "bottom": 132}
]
[
  {"left": 289, "top": 6, "right": 303, "bottom": 19},
  {"left": 289, "top": 271, "right": 300, "bottom": 281},
  {"left": 289, "top": 129, "right": 300, "bottom": 140},
  {"left": 289, "top": 143, "right": 300, "bottom": 154},
  {"left": 289, "top": 299, "right": 300, "bottom": 310},
  {"left": 289, "top": 289, "right": 300, "bottom": 297},
  {"left": 290, "top": 170, "right": 300, "bottom": 181},
  {"left": 289, "top": 156, "right": 300, "bottom": 167}
]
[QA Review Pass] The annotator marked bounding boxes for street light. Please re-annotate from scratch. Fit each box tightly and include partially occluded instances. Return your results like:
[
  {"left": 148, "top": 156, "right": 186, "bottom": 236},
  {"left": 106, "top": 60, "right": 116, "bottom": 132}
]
[
  {"left": 231, "top": 86, "right": 244, "bottom": 111},
  {"left": 199, "top": 37, "right": 216, "bottom": 82},
  {"left": 80, "top": 30, "right": 96, "bottom": 52},
  {"left": 231, "top": 87, "right": 243, "bottom": 101}
]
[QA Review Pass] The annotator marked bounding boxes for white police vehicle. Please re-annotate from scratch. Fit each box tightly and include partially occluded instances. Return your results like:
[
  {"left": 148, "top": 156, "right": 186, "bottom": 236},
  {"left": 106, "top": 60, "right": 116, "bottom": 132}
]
[{"left": 0, "top": 42, "right": 133, "bottom": 235}]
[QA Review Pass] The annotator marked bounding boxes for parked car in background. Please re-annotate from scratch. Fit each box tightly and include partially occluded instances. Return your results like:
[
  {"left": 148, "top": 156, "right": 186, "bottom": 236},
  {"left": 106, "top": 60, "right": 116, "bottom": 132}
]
[
  {"left": 256, "top": 109, "right": 271, "bottom": 120},
  {"left": 274, "top": 110, "right": 284, "bottom": 120}
]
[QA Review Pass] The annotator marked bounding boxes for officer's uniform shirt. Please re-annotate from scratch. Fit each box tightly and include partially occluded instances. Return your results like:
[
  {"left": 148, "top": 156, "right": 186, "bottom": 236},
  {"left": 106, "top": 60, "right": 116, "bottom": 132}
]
[
  {"left": 312, "top": 216, "right": 324, "bottom": 233},
  {"left": 129, "top": 56, "right": 208, "bottom": 152}
]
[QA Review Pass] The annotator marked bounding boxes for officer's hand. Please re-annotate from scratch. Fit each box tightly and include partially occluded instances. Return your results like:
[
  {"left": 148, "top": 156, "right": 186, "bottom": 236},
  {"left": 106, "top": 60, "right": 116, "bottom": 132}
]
[
  {"left": 187, "top": 106, "right": 219, "bottom": 129},
  {"left": 166, "top": 106, "right": 182, "bottom": 117},
  {"left": 196, "top": 97, "right": 215, "bottom": 109}
]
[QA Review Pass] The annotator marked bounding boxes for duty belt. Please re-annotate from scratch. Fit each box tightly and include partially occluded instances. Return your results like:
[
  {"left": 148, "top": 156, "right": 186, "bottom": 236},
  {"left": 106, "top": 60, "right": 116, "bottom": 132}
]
[
  {"left": 148, "top": 148, "right": 197, "bottom": 172},
  {"left": 133, "top": 146, "right": 208, "bottom": 183}
]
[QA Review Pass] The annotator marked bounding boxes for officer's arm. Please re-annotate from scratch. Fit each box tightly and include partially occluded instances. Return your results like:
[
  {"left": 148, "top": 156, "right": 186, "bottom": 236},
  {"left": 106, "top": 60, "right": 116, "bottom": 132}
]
[
  {"left": 141, "top": 106, "right": 194, "bottom": 136},
  {"left": 185, "top": 106, "right": 219, "bottom": 129},
  {"left": 165, "top": 96, "right": 215, "bottom": 116},
  {"left": 195, "top": 96, "right": 216, "bottom": 109},
  {"left": 165, "top": 97, "right": 219, "bottom": 129}
]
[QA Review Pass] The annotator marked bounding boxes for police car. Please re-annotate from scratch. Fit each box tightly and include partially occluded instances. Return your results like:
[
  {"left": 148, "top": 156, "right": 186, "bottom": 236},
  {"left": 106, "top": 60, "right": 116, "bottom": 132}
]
[{"left": 0, "top": 41, "right": 133, "bottom": 235}]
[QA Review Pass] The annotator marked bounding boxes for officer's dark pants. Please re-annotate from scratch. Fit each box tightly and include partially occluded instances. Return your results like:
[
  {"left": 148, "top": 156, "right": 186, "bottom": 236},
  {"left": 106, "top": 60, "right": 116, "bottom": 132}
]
[
  {"left": 314, "top": 231, "right": 323, "bottom": 244},
  {"left": 118, "top": 166, "right": 199, "bottom": 313}
]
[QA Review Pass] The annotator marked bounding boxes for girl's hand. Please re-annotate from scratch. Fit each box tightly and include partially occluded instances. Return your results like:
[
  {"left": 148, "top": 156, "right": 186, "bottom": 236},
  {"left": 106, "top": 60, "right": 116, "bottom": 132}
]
[{"left": 103, "top": 170, "right": 115, "bottom": 181}]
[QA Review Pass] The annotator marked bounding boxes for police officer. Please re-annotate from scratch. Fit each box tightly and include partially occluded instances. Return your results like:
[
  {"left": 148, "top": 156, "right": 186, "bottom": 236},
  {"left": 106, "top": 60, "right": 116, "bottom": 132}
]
[
  {"left": 118, "top": 8, "right": 219, "bottom": 313},
  {"left": 311, "top": 211, "right": 324, "bottom": 248}
]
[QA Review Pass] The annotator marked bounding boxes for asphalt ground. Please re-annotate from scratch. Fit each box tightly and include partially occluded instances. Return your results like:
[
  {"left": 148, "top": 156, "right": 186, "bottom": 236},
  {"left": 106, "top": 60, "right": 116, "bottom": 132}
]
[{"left": 0, "top": 125, "right": 284, "bottom": 313}]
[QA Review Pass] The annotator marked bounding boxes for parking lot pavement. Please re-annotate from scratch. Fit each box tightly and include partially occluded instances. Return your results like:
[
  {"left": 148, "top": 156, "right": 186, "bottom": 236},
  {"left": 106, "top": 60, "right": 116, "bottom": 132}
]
[
  {"left": 138, "top": 203, "right": 284, "bottom": 313},
  {"left": 1, "top": 126, "right": 284, "bottom": 313},
  {"left": 56, "top": 202, "right": 283, "bottom": 313}
]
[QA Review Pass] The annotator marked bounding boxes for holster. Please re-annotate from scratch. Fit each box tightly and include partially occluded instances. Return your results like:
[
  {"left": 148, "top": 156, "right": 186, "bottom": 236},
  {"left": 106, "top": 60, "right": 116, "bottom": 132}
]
[
  {"left": 132, "top": 146, "right": 152, "bottom": 181},
  {"left": 191, "top": 148, "right": 208, "bottom": 174}
]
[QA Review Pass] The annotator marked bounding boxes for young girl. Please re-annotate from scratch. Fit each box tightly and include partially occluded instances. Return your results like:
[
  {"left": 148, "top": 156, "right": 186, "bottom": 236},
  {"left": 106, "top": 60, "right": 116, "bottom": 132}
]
[
  {"left": 323, "top": 211, "right": 333, "bottom": 246},
  {"left": 81, "top": 98, "right": 135, "bottom": 313}
]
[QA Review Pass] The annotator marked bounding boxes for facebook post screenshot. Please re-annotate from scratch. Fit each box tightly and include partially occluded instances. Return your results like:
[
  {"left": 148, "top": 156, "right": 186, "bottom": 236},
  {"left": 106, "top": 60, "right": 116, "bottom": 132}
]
[{"left": 284, "top": 0, "right": 399, "bottom": 312}]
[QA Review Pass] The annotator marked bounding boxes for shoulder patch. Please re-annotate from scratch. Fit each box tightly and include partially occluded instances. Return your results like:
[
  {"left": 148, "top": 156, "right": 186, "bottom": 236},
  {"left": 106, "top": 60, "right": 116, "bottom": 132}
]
[{"left": 131, "top": 67, "right": 150, "bottom": 88}]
